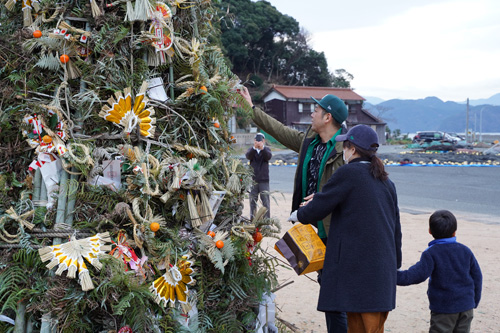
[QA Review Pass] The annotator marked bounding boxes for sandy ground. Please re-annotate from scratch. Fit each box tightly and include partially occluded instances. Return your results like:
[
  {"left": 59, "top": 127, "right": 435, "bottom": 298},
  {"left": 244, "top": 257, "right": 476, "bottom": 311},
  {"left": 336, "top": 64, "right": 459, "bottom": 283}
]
[{"left": 244, "top": 192, "right": 500, "bottom": 332}]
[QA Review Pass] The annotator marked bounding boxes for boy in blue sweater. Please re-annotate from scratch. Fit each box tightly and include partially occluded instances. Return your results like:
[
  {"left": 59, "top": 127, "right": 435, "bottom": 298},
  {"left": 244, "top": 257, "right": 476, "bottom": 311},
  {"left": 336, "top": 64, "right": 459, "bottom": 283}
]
[{"left": 397, "top": 210, "right": 482, "bottom": 333}]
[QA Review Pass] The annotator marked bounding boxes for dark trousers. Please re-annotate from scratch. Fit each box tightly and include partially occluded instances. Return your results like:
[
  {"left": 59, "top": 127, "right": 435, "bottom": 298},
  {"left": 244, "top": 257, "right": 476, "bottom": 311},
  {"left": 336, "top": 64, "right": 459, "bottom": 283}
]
[
  {"left": 249, "top": 182, "right": 270, "bottom": 219},
  {"left": 325, "top": 311, "right": 348, "bottom": 333},
  {"left": 430, "top": 309, "right": 474, "bottom": 333}
]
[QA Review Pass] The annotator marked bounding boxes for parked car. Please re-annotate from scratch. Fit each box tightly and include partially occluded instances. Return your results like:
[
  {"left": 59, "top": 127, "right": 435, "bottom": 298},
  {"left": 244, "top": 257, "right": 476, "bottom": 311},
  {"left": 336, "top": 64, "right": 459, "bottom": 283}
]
[
  {"left": 445, "top": 132, "right": 465, "bottom": 142},
  {"left": 413, "top": 131, "right": 445, "bottom": 143}
]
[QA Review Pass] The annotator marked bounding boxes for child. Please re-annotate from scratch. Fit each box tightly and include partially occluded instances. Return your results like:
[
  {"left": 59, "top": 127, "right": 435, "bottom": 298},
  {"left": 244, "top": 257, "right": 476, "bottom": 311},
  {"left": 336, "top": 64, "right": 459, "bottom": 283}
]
[{"left": 397, "top": 210, "right": 482, "bottom": 333}]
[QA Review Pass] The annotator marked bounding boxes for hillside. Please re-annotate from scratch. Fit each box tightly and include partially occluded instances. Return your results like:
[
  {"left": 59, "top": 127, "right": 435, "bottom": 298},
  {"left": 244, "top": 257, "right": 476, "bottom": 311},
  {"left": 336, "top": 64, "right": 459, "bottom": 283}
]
[{"left": 365, "top": 97, "right": 500, "bottom": 133}]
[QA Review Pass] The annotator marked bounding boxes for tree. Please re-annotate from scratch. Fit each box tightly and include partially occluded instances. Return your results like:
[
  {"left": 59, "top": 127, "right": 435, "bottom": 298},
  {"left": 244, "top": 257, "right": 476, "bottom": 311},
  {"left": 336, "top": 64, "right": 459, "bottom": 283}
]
[
  {"left": 0, "top": 1, "right": 280, "bottom": 332},
  {"left": 331, "top": 69, "right": 354, "bottom": 88},
  {"left": 217, "top": 0, "right": 341, "bottom": 87}
]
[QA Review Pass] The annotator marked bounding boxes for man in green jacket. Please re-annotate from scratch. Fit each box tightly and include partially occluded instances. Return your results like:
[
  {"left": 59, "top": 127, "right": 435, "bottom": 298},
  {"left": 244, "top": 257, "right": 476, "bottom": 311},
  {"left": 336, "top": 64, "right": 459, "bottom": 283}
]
[
  {"left": 238, "top": 87, "right": 348, "bottom": 240},
  {"left": 239, "top": 86, "right": 349, "bottom": 332}
]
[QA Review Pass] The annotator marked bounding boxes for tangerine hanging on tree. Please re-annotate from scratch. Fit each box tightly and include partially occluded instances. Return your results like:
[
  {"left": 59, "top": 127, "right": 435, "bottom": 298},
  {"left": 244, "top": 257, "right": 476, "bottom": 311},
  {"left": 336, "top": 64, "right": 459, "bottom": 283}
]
[
  {"left": 150, "top": 222, "right": 160, "bottom": 232},
  {"left": 33, "top": 30, "right": 42, "bottom": 38},
  {"left": 60, "top": 54, "right": 70, "bottom": 64},
  {"left": 253, "top": 231, "right": 263, "bottom": 243},
  {"left": 207, "top": 230, "right": 215, "bottom": 238},
  {"left": 215, "top": 240, "right": 224, "bottom": 249}
]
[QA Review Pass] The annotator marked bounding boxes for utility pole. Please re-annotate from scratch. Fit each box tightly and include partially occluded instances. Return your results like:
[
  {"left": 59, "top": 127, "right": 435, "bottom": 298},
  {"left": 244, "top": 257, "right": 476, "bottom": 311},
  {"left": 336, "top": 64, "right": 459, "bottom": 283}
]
[
  {"left": 480, "top": 107, "right": 484, "bottom": 142},
  {"left": 465, "top": 98, "right": 469, "bottom": 144}
]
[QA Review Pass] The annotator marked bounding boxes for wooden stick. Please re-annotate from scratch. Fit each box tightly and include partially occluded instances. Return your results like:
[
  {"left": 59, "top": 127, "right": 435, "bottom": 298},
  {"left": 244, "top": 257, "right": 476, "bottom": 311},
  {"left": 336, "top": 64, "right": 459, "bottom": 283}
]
[{"left": 276, "top": 316, "right": 300, "bottom": 332}]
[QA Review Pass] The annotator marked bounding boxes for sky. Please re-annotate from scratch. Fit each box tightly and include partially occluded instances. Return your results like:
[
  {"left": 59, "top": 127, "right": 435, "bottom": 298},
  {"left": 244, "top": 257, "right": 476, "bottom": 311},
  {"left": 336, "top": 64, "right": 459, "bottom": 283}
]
[{"left": 266, "top": 0, "right": 500, "bottom": 102}]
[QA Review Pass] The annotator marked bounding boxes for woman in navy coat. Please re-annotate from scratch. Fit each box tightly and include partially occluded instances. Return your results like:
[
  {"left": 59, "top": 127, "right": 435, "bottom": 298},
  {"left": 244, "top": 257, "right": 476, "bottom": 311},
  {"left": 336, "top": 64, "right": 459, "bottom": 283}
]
[{"left": 295, "top": 125, "right": 402, "bottom": 333}]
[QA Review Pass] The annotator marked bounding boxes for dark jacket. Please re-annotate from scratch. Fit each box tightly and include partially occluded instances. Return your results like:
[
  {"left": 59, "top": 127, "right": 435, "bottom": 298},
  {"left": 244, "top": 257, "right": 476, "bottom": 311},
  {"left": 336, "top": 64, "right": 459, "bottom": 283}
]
[
  {"left": 252, "top": 107, "right": 344, "bottom": 235},
  {"left": 297, "top": 159, "right": 402, "bottom": 312},
  {"left": 245, "top": 146, "right": 272, "bottom": 183},
  {"left": 397, "top": 241, "right": 482, "bottom": 313}
]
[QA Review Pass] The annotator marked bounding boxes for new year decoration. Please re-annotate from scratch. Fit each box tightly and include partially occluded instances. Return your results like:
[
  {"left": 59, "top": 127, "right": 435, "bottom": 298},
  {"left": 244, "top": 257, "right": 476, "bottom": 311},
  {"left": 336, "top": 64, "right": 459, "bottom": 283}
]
[
  {"left": 150, "top": 255, "right": 195, "bottom": 307},
  {"left": 99, "top": 81, "right": 157, "bottom": 137},
  {"left": 38, "top": 232, "right": 112, "bottom": 291}
]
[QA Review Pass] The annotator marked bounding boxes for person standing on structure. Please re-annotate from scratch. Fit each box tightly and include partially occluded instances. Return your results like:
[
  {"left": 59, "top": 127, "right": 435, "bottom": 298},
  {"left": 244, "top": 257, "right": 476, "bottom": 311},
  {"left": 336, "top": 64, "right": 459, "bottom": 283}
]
[{"left": 246, "top": 132, "right": 272, "bottom": 219}]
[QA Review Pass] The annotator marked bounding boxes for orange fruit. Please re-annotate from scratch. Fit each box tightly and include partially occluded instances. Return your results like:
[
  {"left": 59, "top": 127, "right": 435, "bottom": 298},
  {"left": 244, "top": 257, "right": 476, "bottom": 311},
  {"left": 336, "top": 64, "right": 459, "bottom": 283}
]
[
  {"left": 215, "top": 240, "right": 224, "bottom": 249},
  {"left": 214, "top": 122, "right": 220, "bottom": 128},
  {"left": 42, "top": 135, "right": 52, "bottom": 144},
  {"left": 207, "top": 231, "right": 215, "bottom": 238},
  {"left": 199, "top": 86, "right": 207, "bottom": 94},
  {"left": 150, "top": 222, "right": 160, "bottom": 232},
  {"left": 253, "top": 231, "right": 263, "bottom": 243},
  {"left": 60, "top": 54, "right": 70, "bottom": 64},
  {"left": 33, "top": 30, "right": 42, "bottom": 38}
]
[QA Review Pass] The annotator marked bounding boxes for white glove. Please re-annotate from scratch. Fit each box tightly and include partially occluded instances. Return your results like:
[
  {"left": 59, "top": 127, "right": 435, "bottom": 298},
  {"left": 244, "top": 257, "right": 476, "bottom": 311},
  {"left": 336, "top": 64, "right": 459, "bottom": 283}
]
[{"left": 287, "top": 210, "right": 298, "bottom": 222}]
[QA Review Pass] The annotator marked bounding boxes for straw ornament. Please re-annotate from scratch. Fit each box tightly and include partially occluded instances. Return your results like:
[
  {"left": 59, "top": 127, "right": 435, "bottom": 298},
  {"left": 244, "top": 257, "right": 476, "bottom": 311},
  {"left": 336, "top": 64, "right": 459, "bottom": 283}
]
[
  {"left": 99, "top": 81, "right": 156, "bottom": 138},
  {"left": 5, "top": 207, "right": 35, "bottom": 230},
  {"left": 150, "top": 255, "right": 195, "bottom": 307},
  {"left": 38, "top": 232, "right": 112, "bottom": 291}
]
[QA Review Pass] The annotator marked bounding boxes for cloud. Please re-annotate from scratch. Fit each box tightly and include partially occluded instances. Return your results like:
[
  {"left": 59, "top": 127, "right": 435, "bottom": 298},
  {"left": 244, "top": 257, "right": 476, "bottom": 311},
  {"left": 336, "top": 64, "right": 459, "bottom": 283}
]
[{"left": 309, "top": 0, "right": 500, "bottom": 101}]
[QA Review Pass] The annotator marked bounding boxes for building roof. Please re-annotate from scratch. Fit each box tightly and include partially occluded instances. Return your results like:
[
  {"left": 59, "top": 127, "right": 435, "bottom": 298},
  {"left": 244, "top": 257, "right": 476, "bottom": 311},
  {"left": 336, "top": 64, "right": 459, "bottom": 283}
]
[{"left": 264, "top": 85, "right": 365, "bottom": 101}]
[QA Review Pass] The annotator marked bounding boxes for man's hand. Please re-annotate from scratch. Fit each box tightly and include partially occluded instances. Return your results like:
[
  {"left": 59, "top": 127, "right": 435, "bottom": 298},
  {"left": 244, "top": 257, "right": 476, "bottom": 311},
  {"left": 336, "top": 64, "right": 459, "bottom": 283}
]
[
  {"left": 254, "top": 141, "right": 264, "bottom": 150},
  {"left": 299, "top": 193, "right": 314, "bottom": 207},
  {"left": 237, "top": 86, "right": 253, "bottom": 108}
]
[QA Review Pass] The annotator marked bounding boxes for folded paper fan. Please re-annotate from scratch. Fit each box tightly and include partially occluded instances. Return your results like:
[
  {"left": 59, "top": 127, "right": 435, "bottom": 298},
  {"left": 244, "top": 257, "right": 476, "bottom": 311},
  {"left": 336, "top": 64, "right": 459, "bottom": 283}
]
[
  {"left": 150, "top": 256, "right": 195, "bottom": 307},
  {"left": 38, "top": 232, "right": 112, "bottom": 291},
  {"left": 99, "top": 82, "right": 156, "bottom": 137}
]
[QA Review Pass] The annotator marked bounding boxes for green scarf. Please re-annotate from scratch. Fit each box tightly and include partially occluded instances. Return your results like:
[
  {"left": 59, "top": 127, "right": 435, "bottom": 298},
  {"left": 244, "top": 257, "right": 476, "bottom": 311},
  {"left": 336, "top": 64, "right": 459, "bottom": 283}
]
[{"left": 301, "top": 128, "right": 341, "bottom": 238}]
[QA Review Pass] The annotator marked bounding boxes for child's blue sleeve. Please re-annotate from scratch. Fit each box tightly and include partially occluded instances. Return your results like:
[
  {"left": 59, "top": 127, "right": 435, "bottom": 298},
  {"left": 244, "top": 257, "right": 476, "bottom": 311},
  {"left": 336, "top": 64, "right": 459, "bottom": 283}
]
[
  {"left": 471, "top": 254, "right": 482, "bottom": 307},
  {"left": 397, "top": 250, "right": 434, "bottom": 286}
]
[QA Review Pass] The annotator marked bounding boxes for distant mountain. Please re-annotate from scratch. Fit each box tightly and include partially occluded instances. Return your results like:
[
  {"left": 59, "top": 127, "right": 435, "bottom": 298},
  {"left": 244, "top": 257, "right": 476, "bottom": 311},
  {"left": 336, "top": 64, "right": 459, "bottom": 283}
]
[
  {"left": 364, "top": 96, "right": 385, "bottom": 105},
  {"left": 464, "top": 93, "right": 500, "bottom": 106},
  {"left": 364, "top": 96, "right": 500, "bottom": 133}
]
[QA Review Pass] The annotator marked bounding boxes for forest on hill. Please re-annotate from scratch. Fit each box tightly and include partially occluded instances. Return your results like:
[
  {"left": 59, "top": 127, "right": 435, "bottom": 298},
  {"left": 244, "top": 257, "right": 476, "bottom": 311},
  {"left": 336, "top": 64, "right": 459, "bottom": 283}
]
[{"left": 216, "top": 0, "right": 352, "bottom": 90}]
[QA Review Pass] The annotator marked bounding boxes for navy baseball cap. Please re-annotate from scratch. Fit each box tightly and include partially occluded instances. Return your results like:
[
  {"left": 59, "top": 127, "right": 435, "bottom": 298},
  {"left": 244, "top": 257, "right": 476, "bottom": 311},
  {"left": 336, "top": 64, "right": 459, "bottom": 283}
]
[
  {"left": 336, "top": 125, "right": 379, "bottom": 151},
  {"left": 255, "top": 133, "right": 265, "bottom": 142}
]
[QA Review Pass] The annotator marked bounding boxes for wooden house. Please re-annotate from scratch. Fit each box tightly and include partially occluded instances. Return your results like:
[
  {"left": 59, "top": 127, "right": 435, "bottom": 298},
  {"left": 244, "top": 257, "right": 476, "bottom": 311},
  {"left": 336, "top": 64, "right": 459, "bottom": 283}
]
[{"left": 261, "top": 85, "right": 387, "bottom": 144}]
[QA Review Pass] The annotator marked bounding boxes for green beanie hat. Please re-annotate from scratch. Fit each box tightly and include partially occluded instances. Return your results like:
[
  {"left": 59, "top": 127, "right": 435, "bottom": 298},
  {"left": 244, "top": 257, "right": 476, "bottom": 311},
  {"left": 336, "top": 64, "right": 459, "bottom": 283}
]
[{"left": 311, "top": 94, "right": 348, "bottom": 124}]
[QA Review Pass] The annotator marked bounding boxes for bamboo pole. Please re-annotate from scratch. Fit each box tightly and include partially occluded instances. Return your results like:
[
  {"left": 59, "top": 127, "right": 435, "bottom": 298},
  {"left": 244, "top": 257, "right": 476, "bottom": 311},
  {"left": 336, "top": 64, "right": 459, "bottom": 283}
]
[
  {"left": 169, "top": 57, "right": 174, "bottom": 101},
  {"left": 65, "top": 170, "right": 78, "bottom": 226},
  {"left": 33, "top": 168, "right": 42, "bottom": 202},
  {"left": 13, "top": 302, "right": 26, "bottom": 333},
  {"left": 40, "top": 171, "right": 68, "bottom": 333}
]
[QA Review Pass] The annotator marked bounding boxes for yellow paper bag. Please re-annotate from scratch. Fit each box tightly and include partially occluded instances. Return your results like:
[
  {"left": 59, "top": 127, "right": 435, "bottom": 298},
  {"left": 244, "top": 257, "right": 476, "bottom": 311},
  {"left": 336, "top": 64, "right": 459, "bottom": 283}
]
[{"left": 274, "top": 223, "right": 326, "bottom": 275}]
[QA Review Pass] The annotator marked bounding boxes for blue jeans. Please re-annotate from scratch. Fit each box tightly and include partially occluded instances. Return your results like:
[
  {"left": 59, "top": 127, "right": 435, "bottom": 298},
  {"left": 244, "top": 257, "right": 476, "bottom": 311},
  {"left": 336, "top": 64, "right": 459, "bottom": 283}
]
[{"left": 325, "top": 311, "right": 348, "bottom": 333}]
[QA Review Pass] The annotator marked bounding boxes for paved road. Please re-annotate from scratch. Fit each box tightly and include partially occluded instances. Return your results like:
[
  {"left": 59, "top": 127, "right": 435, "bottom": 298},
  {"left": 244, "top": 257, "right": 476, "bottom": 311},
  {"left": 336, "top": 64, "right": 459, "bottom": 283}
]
[{"left": 269, "top": 165, "right": 500, "bottom": 223}]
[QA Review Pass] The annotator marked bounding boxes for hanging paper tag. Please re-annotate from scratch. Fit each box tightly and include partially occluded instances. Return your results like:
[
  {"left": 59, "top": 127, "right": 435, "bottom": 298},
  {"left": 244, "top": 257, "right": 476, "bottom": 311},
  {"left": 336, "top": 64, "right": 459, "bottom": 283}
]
[{"left": 147, "top": 77, "right": 168, "bottom": 102}]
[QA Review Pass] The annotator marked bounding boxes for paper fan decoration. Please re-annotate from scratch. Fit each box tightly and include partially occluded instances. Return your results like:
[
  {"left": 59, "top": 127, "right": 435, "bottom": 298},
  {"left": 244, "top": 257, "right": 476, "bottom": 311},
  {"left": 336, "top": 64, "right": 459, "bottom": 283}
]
[
  {"left": 150, "top": 256, "right": 195, "bottom": 307},
  {"left": 38, "top": 232, "right": 112, "bottom": 291},
  {"left": 99, "top": 81, "right": 156, "bottom": 137}
]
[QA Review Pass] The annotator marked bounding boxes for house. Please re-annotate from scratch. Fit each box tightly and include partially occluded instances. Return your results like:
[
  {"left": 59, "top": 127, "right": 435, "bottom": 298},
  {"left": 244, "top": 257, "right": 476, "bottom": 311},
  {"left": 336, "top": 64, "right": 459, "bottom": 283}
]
[{"left": 261, "top": 85, "right": 387, "bottom": 144}]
